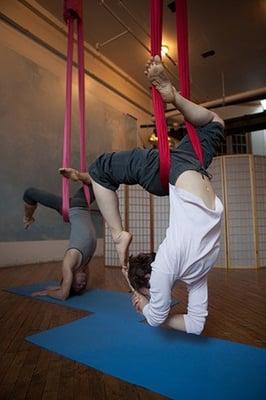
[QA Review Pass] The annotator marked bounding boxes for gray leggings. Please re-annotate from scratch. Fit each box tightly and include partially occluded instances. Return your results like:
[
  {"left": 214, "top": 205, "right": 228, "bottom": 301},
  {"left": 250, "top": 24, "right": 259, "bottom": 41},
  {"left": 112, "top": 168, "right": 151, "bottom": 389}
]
[
  {"left": 23, "top": 186, "right": 95, "bottom": 214},
  {"left": 89, "top": 121, "right": 225, "bottom": 196}
]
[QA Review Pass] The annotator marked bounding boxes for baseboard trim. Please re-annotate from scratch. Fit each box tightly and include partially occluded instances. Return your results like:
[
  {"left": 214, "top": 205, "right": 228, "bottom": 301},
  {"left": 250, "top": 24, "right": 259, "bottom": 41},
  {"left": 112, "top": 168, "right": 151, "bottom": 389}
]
[{"left": 0, "top": 239, "right": 104, "bottom": 267}]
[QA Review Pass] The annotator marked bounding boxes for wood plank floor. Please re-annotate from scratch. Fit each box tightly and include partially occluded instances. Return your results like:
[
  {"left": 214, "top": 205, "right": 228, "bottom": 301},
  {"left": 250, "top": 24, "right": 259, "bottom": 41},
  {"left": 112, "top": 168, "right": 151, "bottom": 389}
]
[{"left": 0, "top": 257, "right": 265, "bottom": 399}]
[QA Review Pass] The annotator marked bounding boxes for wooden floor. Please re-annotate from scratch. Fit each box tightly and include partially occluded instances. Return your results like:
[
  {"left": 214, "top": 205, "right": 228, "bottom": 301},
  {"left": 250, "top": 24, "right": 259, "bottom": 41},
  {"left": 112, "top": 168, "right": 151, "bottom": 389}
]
[{"left": 0, "top": 257, "right": 266, "bottom": 400}]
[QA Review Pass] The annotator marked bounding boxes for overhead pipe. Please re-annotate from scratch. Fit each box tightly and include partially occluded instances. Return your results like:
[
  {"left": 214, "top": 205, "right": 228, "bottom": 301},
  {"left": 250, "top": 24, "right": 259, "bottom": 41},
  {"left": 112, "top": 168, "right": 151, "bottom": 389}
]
[
  {"left": 0, "top": 11, "right": 152, "bottom": 116},
  {"left": 8, "top": 1, "right": 151, "bottom": 98},
  {"left": 224, "top": 111, "right": 266, "bottom": 135},
  {"left": 142, "top": 111, "right": 266, "bottom": 135},
  {"left": 98, "top": 0, "right": 177, "bottom": 81},
  {"left": 165, "top": 87, "right": 266, "bottom": 118},
  {"left": 118, "top": 0, "right": 177, "bottom": 66},
  {"left": 96, "top": 29, "right": 129, "bottom": 50}
]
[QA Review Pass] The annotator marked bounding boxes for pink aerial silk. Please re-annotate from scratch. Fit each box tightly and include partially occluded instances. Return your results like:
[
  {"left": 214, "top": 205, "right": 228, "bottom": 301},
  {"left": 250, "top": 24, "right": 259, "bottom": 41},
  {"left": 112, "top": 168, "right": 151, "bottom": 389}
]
[
  {"left": 175, "top": 0, "right": 203, "bottom": 164},
  {"left": 150, "top": 0, "right": 171, "bottom": 190},
  {"left": 62, "top": 0, "right": 90, "bottom": 221}
]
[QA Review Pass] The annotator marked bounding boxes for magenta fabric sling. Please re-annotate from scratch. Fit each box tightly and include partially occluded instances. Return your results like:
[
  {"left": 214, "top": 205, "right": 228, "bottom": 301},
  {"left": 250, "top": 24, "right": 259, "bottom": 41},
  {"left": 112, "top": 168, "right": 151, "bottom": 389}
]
[
  {"left": 76, "top": 9, "right": 91, "bottom": 209},
  {"left": 175, "top": 0, "right": 204, "bottom": 165},
  {"left": 62, "top": 0, "right": 90, "bottom": 221},
  {"left": 150, "top": 0, "right": 171, "bottom": 190}
]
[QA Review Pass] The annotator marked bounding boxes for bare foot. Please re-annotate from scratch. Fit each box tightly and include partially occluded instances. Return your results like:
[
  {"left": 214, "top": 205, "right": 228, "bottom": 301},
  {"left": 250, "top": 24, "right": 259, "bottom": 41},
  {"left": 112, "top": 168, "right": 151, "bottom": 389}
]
[
  {"left": 113, "top": 231, "right": 132, "bottom": 267},
  {"left": 23, "top": 216, "right": 35, "bottom": 230},
  {"left": 23, "top": 203, "right": 37, "bottom": 229},
  {"left": 59, "top": 167, "right": 80, "bottom": 181},
  {"left": 145, "top": 55, "right": 176, "bottom": 103}
]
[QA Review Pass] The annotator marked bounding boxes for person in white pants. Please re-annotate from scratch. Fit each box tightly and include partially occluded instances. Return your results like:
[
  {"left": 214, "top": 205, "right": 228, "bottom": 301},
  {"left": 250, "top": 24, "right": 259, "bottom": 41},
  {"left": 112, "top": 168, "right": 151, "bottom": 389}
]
[{"left": 61, "top": 56, "right": 224, "bottom": 334}]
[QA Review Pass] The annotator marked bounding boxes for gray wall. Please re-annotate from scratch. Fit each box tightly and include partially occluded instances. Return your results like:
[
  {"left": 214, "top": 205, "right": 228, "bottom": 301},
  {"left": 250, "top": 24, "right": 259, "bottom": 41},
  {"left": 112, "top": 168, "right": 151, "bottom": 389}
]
[{"left": 0, "top": 44, "right": 137, "bottom": 242}]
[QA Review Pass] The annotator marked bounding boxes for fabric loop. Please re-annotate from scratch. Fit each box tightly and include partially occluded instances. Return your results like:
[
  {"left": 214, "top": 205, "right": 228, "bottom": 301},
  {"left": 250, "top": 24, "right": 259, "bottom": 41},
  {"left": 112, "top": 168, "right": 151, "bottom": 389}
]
[
  {"left": 62, "top": 0, "right": 90, "bottom": 222},
  {"left": 176, "top": 0, "right": 204, "bottom": 165},
  {"left": 150, "top": 0, "right": 171, "bottom": 189}
]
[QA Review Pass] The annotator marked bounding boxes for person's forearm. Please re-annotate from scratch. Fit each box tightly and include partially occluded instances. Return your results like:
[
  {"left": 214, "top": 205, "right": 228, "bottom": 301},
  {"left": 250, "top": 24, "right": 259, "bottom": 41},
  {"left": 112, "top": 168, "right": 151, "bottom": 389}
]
[
  {"left": 32, "top": 287, "right": 69, "bottom": 300},
  {"left": 163, "top": 313, "right": 186, "bottom": 332},
  {"left": 172, "top": 87, "right": 214, "bottom": 127},
  {"left": 46, "top": 288, "right": 68, "bottom": 301}
]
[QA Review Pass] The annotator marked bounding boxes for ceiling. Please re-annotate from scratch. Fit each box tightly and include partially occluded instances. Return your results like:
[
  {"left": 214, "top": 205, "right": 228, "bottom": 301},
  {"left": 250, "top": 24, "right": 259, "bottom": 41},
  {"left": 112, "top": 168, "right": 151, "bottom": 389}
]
[{"left": 36, "top": 0, "right": 266, "bottom": 104}]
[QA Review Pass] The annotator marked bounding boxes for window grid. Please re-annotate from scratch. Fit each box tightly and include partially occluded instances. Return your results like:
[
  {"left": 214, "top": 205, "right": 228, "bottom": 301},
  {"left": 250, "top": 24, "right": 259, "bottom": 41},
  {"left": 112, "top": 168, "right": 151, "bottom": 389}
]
[
  {"left": 208, "top": 158, "right": 226, "bottom": 267},
  {"left": 225, "top": 156, "right": 255, "bottom": 267},
  {"left": 128, "top": 185, "right": 151, "bottom": 256},
  {"left": 105, "top": 186, "right": 125, "bottom": 266},
  {"left": 254, "top": 156, "right": 266, "bottom": 267},
  {"left": 153, "top": 196, "right": 170, "bottom": 252},
  {"left": 232, "top": 133, "right": 248, "bottom": 154}
]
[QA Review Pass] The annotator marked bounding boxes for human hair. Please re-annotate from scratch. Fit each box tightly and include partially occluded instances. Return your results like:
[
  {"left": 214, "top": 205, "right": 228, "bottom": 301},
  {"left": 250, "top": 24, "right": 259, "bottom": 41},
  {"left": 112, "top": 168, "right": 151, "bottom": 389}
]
[
  {"left": 69, "top": 285, "right": 83, "bottom": 296},
  {"left": 59, "top": 278, "right": 85, "bottom": 297},
  {"left": 128, "top": 252, "right": 156, "bottom": 290}
]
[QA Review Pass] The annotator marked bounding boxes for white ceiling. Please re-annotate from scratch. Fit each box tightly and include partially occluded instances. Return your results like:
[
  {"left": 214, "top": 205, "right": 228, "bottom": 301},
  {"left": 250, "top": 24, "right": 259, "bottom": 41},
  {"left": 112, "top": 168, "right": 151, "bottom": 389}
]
[{"left": 36, "top": 0, "right": 266, "bottom": 103}]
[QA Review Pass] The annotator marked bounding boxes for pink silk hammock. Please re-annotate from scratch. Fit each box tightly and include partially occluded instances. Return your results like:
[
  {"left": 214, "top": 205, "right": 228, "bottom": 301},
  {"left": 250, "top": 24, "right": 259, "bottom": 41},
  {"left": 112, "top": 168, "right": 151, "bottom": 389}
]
[
  {"left": 150, "top": 0, "right": 203, "bottom": 189},
  {"left": 150, "top": 0, "right": 171, "bottom": 190},
  {"left": 62, "top": 0, "right": 90, "bottom": 222},
  {"left": 175, "top": 0, "right": 203, "bottom": 164}
]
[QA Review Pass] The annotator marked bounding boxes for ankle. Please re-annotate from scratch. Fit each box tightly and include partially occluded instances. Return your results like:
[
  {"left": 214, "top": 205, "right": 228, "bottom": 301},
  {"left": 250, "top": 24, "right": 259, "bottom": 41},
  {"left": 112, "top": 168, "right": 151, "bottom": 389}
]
[
  {"left": 78, "top": 171, "right": 90, "bottom": 184},
  {"left": 112, "top": 230, "right": 124, "bottom": 242},
  {"left": 24, "top": 203, "right": 37, "bottom": 218}
]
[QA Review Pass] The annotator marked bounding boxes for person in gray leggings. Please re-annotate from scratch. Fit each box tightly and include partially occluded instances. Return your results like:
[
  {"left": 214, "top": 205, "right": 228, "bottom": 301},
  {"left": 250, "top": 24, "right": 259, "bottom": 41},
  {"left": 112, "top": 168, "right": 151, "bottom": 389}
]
[{"left": 23, "top": 186, "right": 97, "bottom": 300}]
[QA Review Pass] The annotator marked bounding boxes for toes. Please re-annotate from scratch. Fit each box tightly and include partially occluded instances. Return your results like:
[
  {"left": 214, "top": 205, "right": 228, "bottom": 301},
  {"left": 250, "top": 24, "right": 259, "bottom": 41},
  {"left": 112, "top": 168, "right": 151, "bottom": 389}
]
[{"left": 154, "top": 55, "right": 161, "bottom": 63}]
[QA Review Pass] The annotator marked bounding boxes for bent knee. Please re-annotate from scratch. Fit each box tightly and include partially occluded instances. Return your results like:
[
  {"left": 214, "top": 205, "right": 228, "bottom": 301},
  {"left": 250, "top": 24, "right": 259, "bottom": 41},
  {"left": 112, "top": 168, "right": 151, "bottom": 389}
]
[
  {"left": 23, "top": 187, "right": 37, "bottom": 204},
  {"left": 212, "top": 112, "right": 225, "bottom": 128}
]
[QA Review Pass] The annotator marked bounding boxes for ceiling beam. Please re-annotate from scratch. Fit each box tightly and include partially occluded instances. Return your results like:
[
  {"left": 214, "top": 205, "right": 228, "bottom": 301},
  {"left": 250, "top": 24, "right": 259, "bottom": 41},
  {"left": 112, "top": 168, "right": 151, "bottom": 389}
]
[
  {"left": 224, "top": 111, "right": 266, "bottom": 136},
  {"left": 140, "top": 112, "right": 266, "bottom": 138},
  {"left": 165, "top": 87, "right": 266, "bottom": 117}
]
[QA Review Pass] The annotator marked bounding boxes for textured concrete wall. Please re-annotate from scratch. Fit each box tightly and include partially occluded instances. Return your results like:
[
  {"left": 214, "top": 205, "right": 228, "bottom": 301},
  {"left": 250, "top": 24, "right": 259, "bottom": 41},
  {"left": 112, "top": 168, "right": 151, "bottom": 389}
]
[{"left": 0, "top": 44, "right": 137, "bottom": 242}]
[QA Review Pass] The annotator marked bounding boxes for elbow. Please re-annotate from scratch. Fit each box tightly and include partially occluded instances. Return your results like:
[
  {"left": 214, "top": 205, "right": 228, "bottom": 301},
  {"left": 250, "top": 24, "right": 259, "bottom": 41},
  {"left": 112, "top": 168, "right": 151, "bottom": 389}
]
[
  {"left": 212, "top": 112, "right": 225, "bottom": 128},
  {"left": 147, "top": 318, "right": 166, "bottom": 328},
  {"left": 184, "top": 315, "right": 207, "bottom": 335},
  {"left": 189, "top": 321, "right": 205, "bottom": 335},
  {"left": 147, "top": 319, "right": 163, "bottom": 328},
  {"left": 146, "top": 312, "right": 169, "bottom": 328}
]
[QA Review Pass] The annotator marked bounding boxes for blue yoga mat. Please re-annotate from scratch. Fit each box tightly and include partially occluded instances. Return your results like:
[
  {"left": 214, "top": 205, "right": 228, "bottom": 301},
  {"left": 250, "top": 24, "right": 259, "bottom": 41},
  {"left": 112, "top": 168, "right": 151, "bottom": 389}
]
[
  {"left": 6, "top": 281, "right": 178, "bottom": 318},
  {"left": 6, "top": 282, "right": 138, "bottom": 318},
  {"left": 6, "top": 283, "right": 266, "bottom": 399},
  {"left": 27, "top": 313, "right": 266, "bottom": 400}
]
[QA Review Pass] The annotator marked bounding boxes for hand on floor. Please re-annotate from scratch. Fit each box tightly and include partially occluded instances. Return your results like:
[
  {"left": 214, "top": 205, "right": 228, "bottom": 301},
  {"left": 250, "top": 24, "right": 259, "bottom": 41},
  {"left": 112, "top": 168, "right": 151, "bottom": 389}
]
[
  {"left": 31, "top": 289, "right": 49, "bottom": 297},
  {"left": 132, "top": 291, "right": 149, "bottom": 313}
]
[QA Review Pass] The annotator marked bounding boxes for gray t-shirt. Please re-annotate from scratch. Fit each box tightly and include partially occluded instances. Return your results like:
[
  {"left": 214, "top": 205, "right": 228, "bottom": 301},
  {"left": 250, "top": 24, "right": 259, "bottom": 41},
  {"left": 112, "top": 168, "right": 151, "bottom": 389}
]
[{"left": 67, "top": 207, "right": 97, "bottom": 267}]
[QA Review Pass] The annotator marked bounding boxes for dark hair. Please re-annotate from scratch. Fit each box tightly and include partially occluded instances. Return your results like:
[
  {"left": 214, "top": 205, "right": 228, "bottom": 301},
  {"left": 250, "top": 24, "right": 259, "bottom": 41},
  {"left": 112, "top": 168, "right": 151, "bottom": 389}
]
[
  {"left": 128, "top": 252, "right": 156, "bottom": 290},
  {"left": 69, "top": 285, "right": 84, "bottom": 296},
  {"left": 59, "top": 278, "right": 84, "bottom": 297}
]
